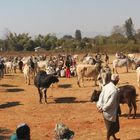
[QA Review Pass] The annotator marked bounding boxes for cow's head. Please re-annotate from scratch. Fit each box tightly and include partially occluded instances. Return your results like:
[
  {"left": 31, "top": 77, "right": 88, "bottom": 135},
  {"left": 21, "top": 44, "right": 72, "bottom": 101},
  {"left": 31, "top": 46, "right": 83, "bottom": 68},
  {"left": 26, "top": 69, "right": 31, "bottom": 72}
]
[
  {"left": 91, "top": 90, "right": 101, "bottom": 102},
  {"left": 51, "top": 75, "right": 59, "bottom": 83}
]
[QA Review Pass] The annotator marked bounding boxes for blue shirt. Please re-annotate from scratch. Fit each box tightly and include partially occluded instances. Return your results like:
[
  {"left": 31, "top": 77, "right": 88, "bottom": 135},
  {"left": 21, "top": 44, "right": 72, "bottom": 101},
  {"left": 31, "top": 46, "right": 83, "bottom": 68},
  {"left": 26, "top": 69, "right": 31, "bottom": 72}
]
[{"left": 10, "top": 133, "right": 19, "bottom": 140}]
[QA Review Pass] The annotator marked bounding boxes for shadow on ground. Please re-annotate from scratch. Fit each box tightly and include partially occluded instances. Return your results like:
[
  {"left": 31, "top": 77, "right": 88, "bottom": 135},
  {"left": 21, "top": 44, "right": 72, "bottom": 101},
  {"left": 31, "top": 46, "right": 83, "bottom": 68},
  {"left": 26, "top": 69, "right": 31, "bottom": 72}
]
[
  {"left": 120, "top": 113, "right": 140, "bottom": 119},
  {"left": 0, "top": 127, "right": 12, "bottom": 139},
  {"left": 58, "top": 84, "right": 72, "bottom": 88},
  {"left": 5, "top": 74, "right": 15, "bottom": 77},
  {"left": 0, "top": 101, "right": 22, "bottom": 109},
  {"left": 5, "top": 88, "right": 24, "bottom": 92},
  {"left": 54, "top": 97, "right": 89, "bottom": 104},
  {"left": 0, "top": 84, "right": 18, "bottom": 87}
]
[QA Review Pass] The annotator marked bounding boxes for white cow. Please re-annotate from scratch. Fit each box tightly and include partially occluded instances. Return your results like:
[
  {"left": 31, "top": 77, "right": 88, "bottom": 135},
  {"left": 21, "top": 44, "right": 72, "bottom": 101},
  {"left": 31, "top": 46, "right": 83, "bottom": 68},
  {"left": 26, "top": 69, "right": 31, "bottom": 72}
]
[
  {"left": 37, "top": 60, "right": 49, "bottom": 71},
  {"left": 4, "top": 61, "right": 13, "bottom": 73},
  {"left": 23, "top": 64, "right": 31, "bottom": 85},
  {"left": 128, "top": 53, "right": 136, "bottom": 59},
  {"left": 97, "top": 66, "right": 112, "bottom": 89},
  {"left": 131, "top": 58, "right": 140, "bottom": 69},
  {"left": 21, "top": 57, "right": 31, "bottom": 65},
  {"left": 76, "top": 64, "right": 100, "bottom": 87},
  {"left": 136, "top": 67, "right": 140, "bottom": 88},
  {"left": 112, "top": 58, "right": 132, "bottom": 73}
]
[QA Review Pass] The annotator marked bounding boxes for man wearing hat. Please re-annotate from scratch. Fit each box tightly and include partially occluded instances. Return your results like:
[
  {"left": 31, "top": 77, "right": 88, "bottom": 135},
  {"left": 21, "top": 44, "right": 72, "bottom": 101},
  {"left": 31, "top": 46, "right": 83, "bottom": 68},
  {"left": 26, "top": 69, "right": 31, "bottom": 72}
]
[{"left": 97, "top": 74, "right": 120, "bottom": 140}]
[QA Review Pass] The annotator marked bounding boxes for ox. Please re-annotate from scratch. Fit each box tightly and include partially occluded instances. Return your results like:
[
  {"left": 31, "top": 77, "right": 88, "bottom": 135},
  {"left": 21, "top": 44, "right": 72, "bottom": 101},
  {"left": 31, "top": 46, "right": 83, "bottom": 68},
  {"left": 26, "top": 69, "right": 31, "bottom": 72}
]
[
  {"left": 112, "top": 58, "right": 132, "bottom": 73},
  {"left": 76, "top": 64, "right": 101, "bottom": 87},
  {"left": 23, "top": 64, "right": 31, "bottom": 85},
  {"left": 91, "top": 85, "right": 137, "bottom": 119},
  {"left": 97, "top": 66, "right": 112, "bottom": 89},
  {"left": 37, "top": 60, "right": 49, "bottom": 71},
  {"left": 0, "top": 62, "right": 5, "bottom": 79},
  {"left": 34, "top": 70, "right": 59, "bottom": 103},
  {"left": 131, "top": 58, "right": 140, "bottom": 69},
  {"left": 82, "top": 56, "right": 97, "bottom": 65},
  {"left": 23, "top": 64, "right": 35, "bottom": 85},
  {"left": 136, "top": 67, "right": 140, "bottom": 88},
  {"left": 127, "top": 53, "right": 135, "bottom": 59},
  {"left": 4, "top": 61, "right": 13, "bottom": 73}
]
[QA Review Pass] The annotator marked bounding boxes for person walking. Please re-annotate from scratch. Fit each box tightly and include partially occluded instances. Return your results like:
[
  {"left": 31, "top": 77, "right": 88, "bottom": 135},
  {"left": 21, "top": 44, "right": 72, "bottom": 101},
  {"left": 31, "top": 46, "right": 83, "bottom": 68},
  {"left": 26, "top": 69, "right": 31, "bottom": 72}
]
[{"left": 97, "top": 74, "right": 120, "bottom": 140}]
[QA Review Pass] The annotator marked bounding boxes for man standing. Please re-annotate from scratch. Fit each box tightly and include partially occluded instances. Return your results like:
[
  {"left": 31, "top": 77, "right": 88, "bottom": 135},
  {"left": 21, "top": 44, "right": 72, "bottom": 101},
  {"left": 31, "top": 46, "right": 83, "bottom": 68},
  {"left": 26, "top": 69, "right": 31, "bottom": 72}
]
[{"left": 97, "top": 74, "right": 120, "bottom": 140}]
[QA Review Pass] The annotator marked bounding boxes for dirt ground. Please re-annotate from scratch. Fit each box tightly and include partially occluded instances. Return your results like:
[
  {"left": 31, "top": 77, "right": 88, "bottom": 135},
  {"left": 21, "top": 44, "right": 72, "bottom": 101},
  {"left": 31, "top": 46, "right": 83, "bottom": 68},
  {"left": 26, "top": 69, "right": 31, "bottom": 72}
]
[{"left": 0, "top": 54, "right": 140, "bottom": 140}]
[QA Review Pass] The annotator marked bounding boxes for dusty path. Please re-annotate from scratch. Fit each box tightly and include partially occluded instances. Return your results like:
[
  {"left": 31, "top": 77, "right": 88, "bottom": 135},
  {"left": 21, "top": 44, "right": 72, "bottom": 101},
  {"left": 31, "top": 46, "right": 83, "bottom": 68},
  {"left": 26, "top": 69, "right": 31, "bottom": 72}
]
[{"left": 0, "top": 60, "right": 140, "bottom": 140}]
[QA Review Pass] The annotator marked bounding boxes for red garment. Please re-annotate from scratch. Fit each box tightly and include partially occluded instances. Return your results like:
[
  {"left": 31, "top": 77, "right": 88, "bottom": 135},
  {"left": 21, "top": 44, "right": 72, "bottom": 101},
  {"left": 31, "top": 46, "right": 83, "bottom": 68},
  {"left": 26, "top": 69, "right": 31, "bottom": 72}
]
[{"left": 66, "top": 67, "right": 70, "bottom": 78}]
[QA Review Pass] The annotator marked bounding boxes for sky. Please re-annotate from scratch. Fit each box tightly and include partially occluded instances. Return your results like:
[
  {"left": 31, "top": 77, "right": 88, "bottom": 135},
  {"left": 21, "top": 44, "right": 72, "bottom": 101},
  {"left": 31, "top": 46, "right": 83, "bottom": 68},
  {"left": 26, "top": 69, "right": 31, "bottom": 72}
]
[{"left": 0, "top": 0, "right": 140, "bottom": 38}]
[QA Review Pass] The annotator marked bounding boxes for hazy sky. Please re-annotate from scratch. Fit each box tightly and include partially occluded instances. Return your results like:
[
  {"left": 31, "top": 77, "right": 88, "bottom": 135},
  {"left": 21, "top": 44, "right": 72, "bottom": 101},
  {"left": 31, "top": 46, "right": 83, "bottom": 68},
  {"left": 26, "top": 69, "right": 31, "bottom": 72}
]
[{"left": 0, "top": 0, "right": 140, "bottom": 38}]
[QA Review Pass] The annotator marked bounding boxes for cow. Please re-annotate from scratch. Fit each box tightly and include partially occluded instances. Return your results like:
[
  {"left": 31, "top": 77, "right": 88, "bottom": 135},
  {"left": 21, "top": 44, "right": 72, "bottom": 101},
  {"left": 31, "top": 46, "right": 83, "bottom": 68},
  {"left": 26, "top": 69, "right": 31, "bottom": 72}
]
[
  {"left": 23, "top": 64, "right": 31, "bottom": 85},
  {"left": 0, "top": 61, "right": 5, "bottom": 79},
  {"left": 97, "top": 65, "right": 112, "bottom": 89},
  {"left": 37, "top": 60, "right": 49, "bottom": 71},
  {"left": 136, "top": 67, "right": 140, "bottom": 88},
  {"left": 115, "top": 52, "right": 126, "bottom": 59},
  {"left": 131, "top": 58, "right": 140, "bottom": 69},
  {"left": 91, "top": 85, "right": 137, "bottom": 119},
  {"left": 127, "top": 53, "right": 136, "bottom": 59},
  {"left": 34, "top": 70, "right": 59, "bottom": 103},
  {"left": 82, "top": 56, "right": 97, "bottom": 65},
  {"left": 112, "top": 58, "right": 133, "bottom": 73},
  {"left": 4, "top": 61, "right": 13, "bottom": 73},
  {"left": 76, "top": 63, "right": 101, "bottom": 87}
]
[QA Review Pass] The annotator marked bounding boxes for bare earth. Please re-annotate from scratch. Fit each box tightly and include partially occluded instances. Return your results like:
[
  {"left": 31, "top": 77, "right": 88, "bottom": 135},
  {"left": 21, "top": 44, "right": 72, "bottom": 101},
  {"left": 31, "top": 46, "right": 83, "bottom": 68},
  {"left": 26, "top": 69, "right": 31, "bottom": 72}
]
[{"left": 0, "top": 54, "right": 140, "bottom": 140}]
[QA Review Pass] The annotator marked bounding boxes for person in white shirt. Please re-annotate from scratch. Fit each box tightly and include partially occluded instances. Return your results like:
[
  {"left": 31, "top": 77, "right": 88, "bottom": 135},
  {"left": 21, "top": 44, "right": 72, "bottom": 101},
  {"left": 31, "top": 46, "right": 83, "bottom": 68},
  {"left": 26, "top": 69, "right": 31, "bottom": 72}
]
[{"left": 97, "top": 74, "right": 120, "bottom": 140}]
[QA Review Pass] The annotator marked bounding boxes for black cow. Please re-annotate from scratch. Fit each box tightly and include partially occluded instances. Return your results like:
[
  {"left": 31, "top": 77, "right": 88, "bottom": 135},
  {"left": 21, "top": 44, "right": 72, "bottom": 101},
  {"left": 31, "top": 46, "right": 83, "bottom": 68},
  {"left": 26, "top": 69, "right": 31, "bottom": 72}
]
[
  {"left": 0, "top": 62, "right": 5, "bottom": 79},
  {"left": 34, "top": 70, "right": 59, "bottom": 103},
  {"left": 91, "top": 85, "right": 137, "bottom": 119}
]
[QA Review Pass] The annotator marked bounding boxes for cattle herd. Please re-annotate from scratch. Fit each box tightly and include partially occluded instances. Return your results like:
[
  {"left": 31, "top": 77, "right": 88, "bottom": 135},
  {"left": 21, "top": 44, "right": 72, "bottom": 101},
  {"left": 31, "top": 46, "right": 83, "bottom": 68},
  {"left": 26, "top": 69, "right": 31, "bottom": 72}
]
[{"left": 0, "top": 52, "right": 140, "bottom": 119}]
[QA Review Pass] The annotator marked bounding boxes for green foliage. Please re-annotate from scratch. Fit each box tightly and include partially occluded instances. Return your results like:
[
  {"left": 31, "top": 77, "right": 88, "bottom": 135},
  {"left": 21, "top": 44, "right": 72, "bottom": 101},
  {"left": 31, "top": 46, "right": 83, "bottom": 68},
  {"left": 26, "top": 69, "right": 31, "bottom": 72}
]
[
  {"left": 107, "top": 33, "right": 127, "bottom": 44},
  {"left": 94, "top": 35, "right": 107, "bottom": 45},
  {"left": 125, "top": 17, "right": 136, "bottom": 42},
  {"left": 0, "top": 17, "right": 140, "bottom": 53}
]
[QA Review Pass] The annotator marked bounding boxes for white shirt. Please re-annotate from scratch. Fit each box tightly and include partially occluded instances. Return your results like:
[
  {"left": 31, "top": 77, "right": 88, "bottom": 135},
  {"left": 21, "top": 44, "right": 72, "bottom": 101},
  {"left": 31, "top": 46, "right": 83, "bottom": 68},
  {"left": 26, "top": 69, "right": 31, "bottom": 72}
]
[{"left": 97, "top": 82, "right": 119, "bottom": 122}]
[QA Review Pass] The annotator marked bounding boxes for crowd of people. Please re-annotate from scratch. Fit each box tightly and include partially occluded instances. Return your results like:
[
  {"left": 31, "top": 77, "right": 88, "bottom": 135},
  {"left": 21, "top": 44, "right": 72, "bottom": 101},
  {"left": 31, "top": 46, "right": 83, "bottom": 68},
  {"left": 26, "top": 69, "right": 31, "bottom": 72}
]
[
  {"left": 0, "top": 53, "right": 78, "bottom": 79},
  {"left": 1, "top": 52, "right": 127, "bottom": 140}
]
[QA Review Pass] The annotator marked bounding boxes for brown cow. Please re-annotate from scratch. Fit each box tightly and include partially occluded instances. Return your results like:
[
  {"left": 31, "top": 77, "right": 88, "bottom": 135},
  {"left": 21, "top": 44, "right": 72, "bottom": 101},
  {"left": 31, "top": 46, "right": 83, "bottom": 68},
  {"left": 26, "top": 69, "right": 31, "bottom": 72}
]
[
  {"left": 76, "top": 63, "right": 101, "bottom": 87},
  {"left": 91, "top": 85, "right": 137, "bottom": 119}
]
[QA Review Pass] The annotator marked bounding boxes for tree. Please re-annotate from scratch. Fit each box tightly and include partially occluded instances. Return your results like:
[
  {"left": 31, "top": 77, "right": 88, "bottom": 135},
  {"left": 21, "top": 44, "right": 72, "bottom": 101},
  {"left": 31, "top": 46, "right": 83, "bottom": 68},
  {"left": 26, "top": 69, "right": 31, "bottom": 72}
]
[
  {"left": 112, "top": 25, "right": 125, "bottom": 35},
  {"left": 63, "top": 35, "right": 73, "bottom": 39},
  {"left": 135, "top": 29, "right": 140, "bottom": 44},
  {"left": 108, "top": 33, "right": 127, "bottom": 44},
  {"left": 94, "top": 35, "right": 107, "bottom": 45},
  {"left": 6, "top": 32, "right": 32, "bottom": 51},
  {"left": 124, "top": 18, "right": 136, "bottom": 43},
  {"left": 75, "top": 30, "right": 82, "bottom": 41}
]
